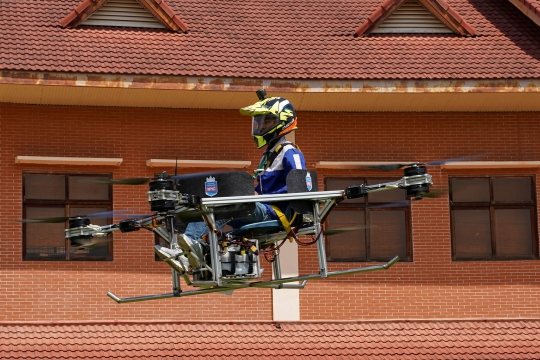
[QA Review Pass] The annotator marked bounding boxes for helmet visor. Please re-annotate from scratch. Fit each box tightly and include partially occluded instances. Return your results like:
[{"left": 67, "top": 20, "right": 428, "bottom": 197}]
[{"left": 252, "top": 114, "right": 280, "bottom": 136}]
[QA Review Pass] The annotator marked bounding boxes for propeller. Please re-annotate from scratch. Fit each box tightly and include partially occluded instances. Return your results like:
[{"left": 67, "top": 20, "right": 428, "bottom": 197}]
[
  {"left": 15, "top": 209, "right": 150, "bottom": 224},
  {"left": 87, "top": 170, "right": 236, "bottom": 185},
  {"left": 323, "top": 226, "right": 367, "bottom": 236},
  {"left": 173, "top": 203, "right": 251, "bottom": 222},
  {"left": 15, "top": 210, "right": 124, "bottom": 224},
  {"left": 71, "top": 238, "right": 111, "bottom": 249},
  {"left": 367, "top": 188, "right": 449, "bottom": 208},
  {"left": 359, "top": 155, "right": 486, "bottom": 171}
]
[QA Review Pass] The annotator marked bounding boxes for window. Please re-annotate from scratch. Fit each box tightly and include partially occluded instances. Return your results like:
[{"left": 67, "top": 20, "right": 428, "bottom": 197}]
[
  {"left": 23, "top": 173, "right": 113, "bottom": 261},
  {"left": 325, "top": 177, "right": 412, "bottom": 262},
  {"left": 450, "top": 176, "right": 538, "bottom": 261}
]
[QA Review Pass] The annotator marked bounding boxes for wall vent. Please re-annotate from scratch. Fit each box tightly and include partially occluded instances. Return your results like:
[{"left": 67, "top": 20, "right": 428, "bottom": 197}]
[
  {"left": 372, "top": 0, "right": 453, "bottom": 33},
  {"left": 81, "top": 0, "right": 166, "bottom": 29}
]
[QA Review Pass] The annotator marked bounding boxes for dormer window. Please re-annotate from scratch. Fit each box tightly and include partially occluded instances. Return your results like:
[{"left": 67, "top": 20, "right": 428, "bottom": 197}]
[
  {"left": 81, "top": 0, "right": 167, "bottom": 29},
  {"left": 60, "top": 0, "right": 188, "bottom": 33},
  {"left": 372, "top": 0, "right": 453, "bottom": 34},
  {"left": 354, "top": 0, "right": 475, "bottom": 37}
]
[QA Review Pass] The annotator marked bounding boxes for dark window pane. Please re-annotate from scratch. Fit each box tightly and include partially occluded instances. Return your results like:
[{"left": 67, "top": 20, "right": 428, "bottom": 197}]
[
  {"left": 25, "top": 174, "right": 65, "bottom": 200},
  {"left": 326, "top": 209, "right": 366, "bottom": 261},
  {"left": 25, "top": 207, "right": 66, "bottom": 259},
  {"left": 494, "top": 209, "right": 533, "bottom": 258},
  {"left": 493, "top": 178, "right": 532, "bottom": 203},
  {"left": 69, "top": 176, "right": 110, "bottom": 200},
  {"left": 451, "top": 178, "right": 490, "bottom": 203},
  {"left": 326, "top": 178, "right": 365, "bottom": 204},
  {"left": 23, "top": 173, "right": 113, "bottom": 261},
  {"left": 453, "top": 209, "right": 492, "bottom": 259},
  {"left": 369, "top": 210, "right": 407, "bottom": 260},
  {"left": 367, "top": 178, "right": 406, "bottom": 203}
]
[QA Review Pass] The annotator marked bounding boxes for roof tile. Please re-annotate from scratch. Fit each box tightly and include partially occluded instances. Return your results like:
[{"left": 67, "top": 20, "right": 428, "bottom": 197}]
[{"left": 0, "top": 0, "right": 540, "bottom": 79}]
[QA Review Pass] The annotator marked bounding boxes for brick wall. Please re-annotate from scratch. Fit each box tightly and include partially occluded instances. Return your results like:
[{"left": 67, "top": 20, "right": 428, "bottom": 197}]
[{"left": 1, "top": 103, "right": 539, "bottom": 321}]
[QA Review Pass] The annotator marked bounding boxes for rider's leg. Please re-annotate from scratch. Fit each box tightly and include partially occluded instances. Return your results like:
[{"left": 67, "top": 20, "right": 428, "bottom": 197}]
[{"left": 226, "top": 202, "right": 275, "bottom": 229}]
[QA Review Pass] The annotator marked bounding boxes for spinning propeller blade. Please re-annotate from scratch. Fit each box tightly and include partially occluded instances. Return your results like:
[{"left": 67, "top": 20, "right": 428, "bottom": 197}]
[
  {"left": 418, "top": 188, "right": 448, "bottom": 198},
  {"left": 323, "top": 226, "right": 366, "bottom": 236},
  {"left": 16, "top": 210, "right": 126, "bottom": 223},
  {"left": 367, "top": 189, "right": 448, "bottom": 208},
  {"left": 86, "top": 169, "right": 237, "bottom": 185},
  {"left": 93, "top": 178, "right": 152, "bottom": 185},
  {"left": 173, "top": 204, "right": 249, "bottom": 221},
  {"left": 360, "top": 155, "right": 487, "bottom": 171},
  {"left": 71, "top": 238, "right": 111, "bottom": 249}
]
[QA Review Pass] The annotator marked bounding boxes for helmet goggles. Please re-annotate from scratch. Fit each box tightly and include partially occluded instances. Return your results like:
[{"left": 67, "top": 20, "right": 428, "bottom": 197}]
[{"left": 252, "top": 114, "right": 280, "bottom": 136}]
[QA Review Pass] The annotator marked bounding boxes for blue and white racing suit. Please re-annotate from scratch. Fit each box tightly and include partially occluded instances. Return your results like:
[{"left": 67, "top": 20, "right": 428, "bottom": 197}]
[{"left": 254, "top": 136, "right": 306, "bottom": 220}]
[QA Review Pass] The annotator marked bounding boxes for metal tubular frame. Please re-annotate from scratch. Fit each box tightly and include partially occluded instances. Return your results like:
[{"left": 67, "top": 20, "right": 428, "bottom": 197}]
[
  {"left": 107, "top": 256, "right": 399, "bottom": 303},
  {"left": 69, "top": 171, "right": 433, "bottom": 303}
]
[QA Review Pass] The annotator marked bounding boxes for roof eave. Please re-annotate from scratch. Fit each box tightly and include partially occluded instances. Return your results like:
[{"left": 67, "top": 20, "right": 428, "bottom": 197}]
[
  {"left": 508, "top": 0, "right": 540, "bottom": 27},
  {"left": 1, "top": 70, "right": 540, "bottom": 112}
]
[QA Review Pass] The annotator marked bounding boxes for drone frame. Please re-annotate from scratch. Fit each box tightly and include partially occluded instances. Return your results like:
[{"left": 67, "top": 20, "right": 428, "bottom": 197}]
[{"left": 101, "top": 166, "right": 432, "bottom": 303}]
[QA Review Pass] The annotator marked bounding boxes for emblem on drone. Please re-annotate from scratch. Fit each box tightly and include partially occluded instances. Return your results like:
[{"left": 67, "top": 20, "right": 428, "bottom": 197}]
[
  {"left": 306, "top": 172, "right": 312, "bottom": 191},
  {"left": 205, "top": 176, "right": 218, "bottom": 197}
]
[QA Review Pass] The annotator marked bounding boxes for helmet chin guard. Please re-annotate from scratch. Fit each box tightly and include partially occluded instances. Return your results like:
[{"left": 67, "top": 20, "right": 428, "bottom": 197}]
[{"left": 240, "top": 97, "right": 297, "bottom": 148}]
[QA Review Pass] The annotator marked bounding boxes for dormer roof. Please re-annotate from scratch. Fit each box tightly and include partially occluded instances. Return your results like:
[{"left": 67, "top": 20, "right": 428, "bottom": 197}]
[
  {"left": 59, "top": 0, "right": 188, "bottom": 32},
  {"left": 355, "top": 0, "right": 475, "bottom": 37}
]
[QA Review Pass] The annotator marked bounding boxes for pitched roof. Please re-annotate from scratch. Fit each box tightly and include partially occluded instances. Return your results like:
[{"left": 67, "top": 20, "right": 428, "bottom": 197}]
[
  {"left": 59, "top": 0, "right": 188, "bottom": 32},
  {"left": 2, "top": 320, "right": 540, "bottom": 359},
  {"left": 0, "top": 0, "right": 540, "bottom": 80},
  {"left": 354, "top": 0, "right": 476, "bottom": 36},
  {"left": 509, "top": 0, "right": 540, "bottom": 26}
]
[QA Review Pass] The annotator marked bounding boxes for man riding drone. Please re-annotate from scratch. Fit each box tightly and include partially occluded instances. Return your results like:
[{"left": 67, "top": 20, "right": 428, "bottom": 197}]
[{"left": 154, "top": 93, "right": 306, "bottom": 273}]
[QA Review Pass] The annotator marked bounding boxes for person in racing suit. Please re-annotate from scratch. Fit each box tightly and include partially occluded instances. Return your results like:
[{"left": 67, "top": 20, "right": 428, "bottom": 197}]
[{"left": 154, "top": 96, "right": 305, "bottom": 273}]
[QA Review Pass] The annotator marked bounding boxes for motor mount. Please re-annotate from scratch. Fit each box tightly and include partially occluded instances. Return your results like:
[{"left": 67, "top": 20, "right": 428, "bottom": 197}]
[
  {"left": 403, "top": 165, "right": 430, "bottom": 198},
  {"left": 67, "top": 216, "right": 93, "bottom": 245},
  {"left": 147, "top": 177, "right": 179, "bottom": 212}
]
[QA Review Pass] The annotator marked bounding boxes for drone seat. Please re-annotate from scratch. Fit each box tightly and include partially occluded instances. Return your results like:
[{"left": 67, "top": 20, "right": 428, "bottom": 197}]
[
  {"left": 228, "top": 220, "right": 284, "bottom": 237},
  {"left": 229, "top": 170, "right": 318, "bottom": 237}
]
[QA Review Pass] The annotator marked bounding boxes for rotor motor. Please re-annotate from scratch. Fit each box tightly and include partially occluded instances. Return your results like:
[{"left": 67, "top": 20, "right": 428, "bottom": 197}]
[
  {"left": 403, "top": 165, "right": 430, "bottom": 198},
  {"left": 67, "top": 217, "right": 93, "bottom": 245},
  {"left": 147, "top": 178, "right": 179, "bottom": 212}
]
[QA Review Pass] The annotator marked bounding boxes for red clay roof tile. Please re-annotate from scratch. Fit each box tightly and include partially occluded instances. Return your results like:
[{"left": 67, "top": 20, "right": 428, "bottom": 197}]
[
  {"left": 0, "top": 0, "right": 539, "bottom": 80},
  {"left": 1, "top": 320, "right": 540, "bottom": 359}
]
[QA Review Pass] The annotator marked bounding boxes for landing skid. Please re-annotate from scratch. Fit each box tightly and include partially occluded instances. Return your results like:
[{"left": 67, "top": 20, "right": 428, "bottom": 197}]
[{"left": 107, "top": 256, "right": 399, "bottom": 304}]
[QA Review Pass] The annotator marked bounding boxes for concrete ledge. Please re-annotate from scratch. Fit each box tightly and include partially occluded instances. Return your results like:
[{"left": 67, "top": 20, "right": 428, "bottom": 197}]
[
  {"left": 441, "top": 161, "right": 540, "bottom": 169},
  {"left": 147, "top": 159, "right": 251, "bottom": 168},
  {"left": 15, "top": 156, "right": 123, "bottom": 166},
  {"left": 315, "top": 161, "right": 413, "bottom": 169}
]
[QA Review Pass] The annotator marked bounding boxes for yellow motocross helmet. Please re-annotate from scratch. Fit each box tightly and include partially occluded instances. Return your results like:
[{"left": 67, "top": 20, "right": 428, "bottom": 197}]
[{"left": 240, "top": 97, "right": 298, "bottom": 148}]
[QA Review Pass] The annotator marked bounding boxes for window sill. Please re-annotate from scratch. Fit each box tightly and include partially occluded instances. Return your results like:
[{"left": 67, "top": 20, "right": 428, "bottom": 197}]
[
  {"left": 315, "top": 161, "right": 414, "bottom": 169},
  {"left": 317, "top": 161, "right": 540, "bottom": 170},
  {"left": 441, "top": 161, "right": 540, "bottom": 169},
  {"left": 16, "top": 156, "right": 122, "bottom": 166},
  {"left": 146, "top": 159, "right": 251, "bottom": 168}
]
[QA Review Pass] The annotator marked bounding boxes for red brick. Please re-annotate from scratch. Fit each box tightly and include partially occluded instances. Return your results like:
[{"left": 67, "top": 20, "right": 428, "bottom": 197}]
[{"left": 2, "top": 103, "right": 540, "bottom": 322}]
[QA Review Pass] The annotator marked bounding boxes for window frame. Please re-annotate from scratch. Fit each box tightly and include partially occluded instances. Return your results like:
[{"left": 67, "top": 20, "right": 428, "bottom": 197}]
[
  {"left": 449, "top": 175, "right": 538, "bottom": 261},
  {"left": 22, "top": 172, "right": 113, "bottom": 261},
  {"left": 324, "top": 176, "right": 413, "bottom": 262}
]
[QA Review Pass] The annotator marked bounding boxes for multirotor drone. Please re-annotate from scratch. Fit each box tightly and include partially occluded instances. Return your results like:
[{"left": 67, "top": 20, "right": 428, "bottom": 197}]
[{"left": 51, "top": 162, "right": 433, "bottom": 303}]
